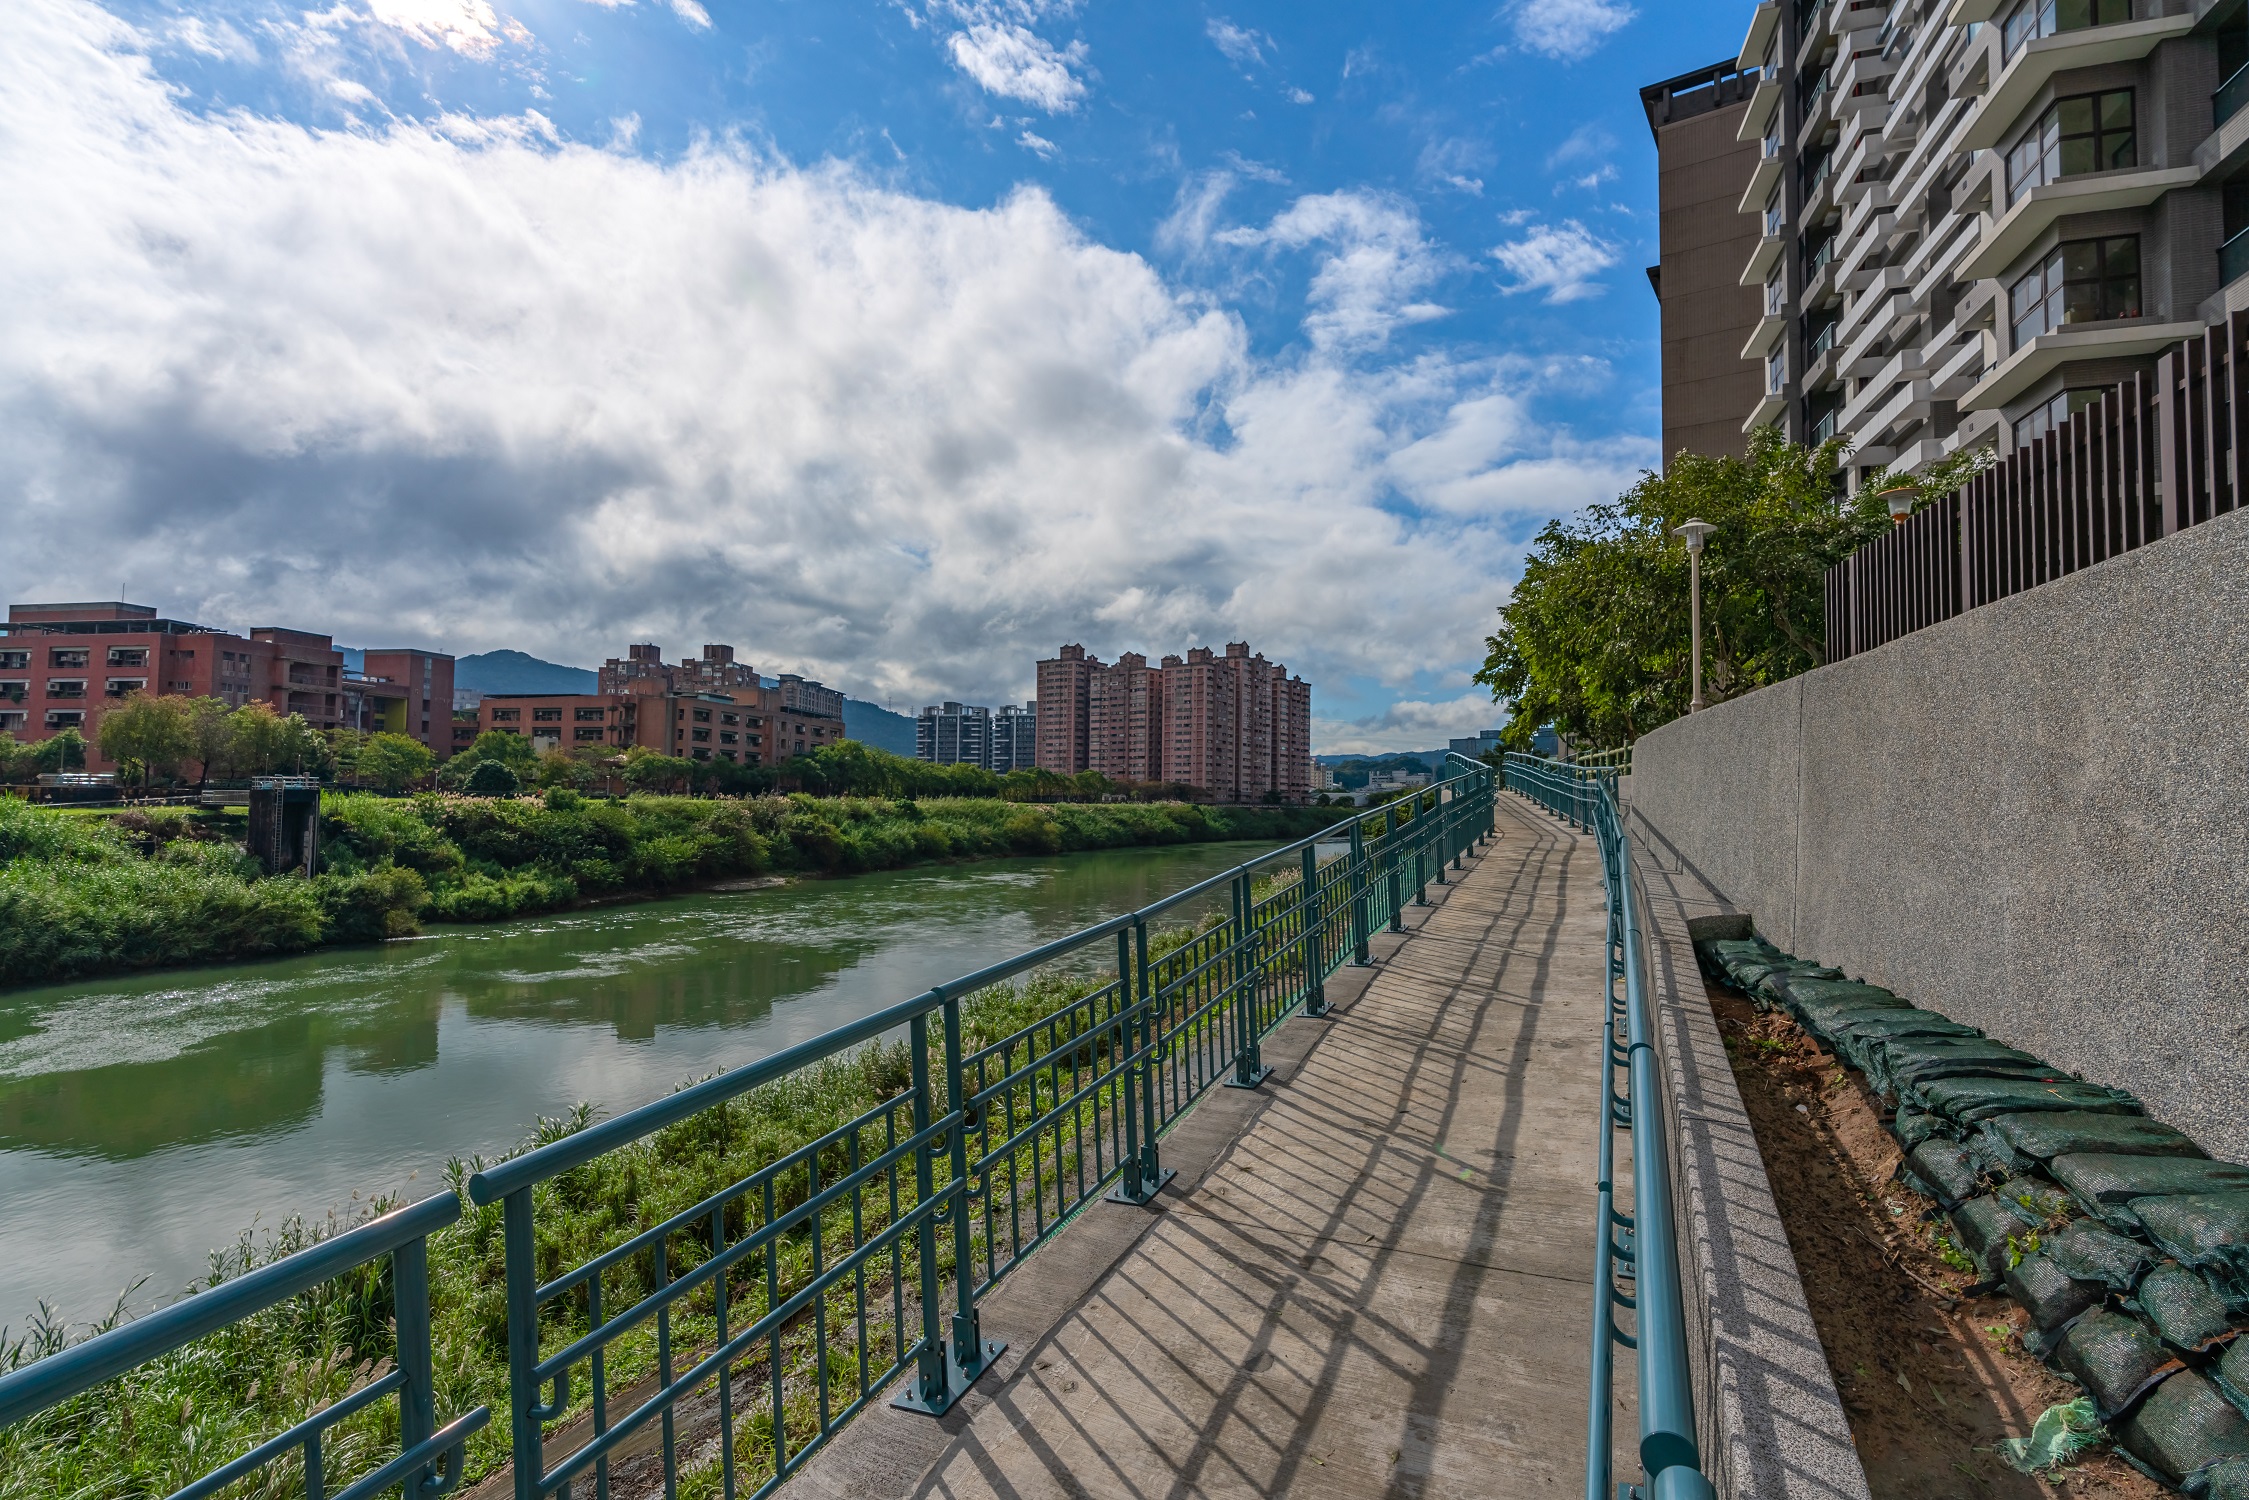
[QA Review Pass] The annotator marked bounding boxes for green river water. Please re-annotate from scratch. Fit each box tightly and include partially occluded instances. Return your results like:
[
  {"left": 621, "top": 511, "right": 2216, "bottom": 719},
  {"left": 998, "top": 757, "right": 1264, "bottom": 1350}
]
[{"left": 0, "top": 840, "right": 1281, "bottom": 1331}]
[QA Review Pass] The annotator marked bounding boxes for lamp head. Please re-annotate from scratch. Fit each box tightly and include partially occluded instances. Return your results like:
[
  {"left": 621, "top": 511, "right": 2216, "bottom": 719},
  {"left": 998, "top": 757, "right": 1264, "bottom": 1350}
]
[
  {"left": 1673, "top": 518, "right": 1716, "bottom": 554},
  {"left": 1879, "top": 483, "right": 1919, "bottom": 524}
]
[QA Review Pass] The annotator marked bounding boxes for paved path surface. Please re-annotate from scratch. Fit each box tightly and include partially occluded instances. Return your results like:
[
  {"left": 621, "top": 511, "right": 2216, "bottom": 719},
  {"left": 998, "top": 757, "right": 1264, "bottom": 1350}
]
[{"left": 792, "top": 794, "right": 1625, "bottom": 1500}]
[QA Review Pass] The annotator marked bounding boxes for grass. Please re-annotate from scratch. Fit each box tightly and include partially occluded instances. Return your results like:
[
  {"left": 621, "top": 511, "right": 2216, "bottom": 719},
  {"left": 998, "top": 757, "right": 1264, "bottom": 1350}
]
[{"left": 0, "top": 792, "right": 1342, "bottom": 989}]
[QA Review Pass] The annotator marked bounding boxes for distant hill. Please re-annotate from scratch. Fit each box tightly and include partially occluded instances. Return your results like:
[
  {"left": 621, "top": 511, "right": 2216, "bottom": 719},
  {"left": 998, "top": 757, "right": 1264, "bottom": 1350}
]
[
  {"left": 842, "top": 700, "right": 917, "bottom": 756},
  {"left": 455, "top": 650, "right": 598, "bottom": 695},
  {"left": 1315, "top": 749, "right": 1451, "bottom": 766}
]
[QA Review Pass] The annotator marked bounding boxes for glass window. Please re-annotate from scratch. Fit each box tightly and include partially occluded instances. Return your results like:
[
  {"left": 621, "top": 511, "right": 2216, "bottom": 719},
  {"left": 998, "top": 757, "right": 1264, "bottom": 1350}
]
[
  {"left": 2011, "top": 388, "right": 2104, "bottom": 446},
  {"left": 2003, "top": 0, "right": 2132, "bottom": 61},
  {"left": 1766, "top": 347, "right": 1787, "bottom": 395},
  {"left": 2010, "top": 236, "right": 2139, "bottom": 345},
  {"left": 2007, "top": 90, "right": 2134, "bottom": 203}
]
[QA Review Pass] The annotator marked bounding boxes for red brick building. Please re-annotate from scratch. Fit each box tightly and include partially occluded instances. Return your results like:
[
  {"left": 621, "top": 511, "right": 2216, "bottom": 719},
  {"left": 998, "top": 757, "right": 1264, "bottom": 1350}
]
[
  {"left": 349, "top": 649, "right": 456, "bottom": 759},
  {"left": 1036, "top": 639, "right": 1312, "bottom": 801},
  {"left": 485, "top": 643, "right": 844, "bottom": 767},
  {"left": 1035, "top": 644, "right": 1100, "bottom": 775}
]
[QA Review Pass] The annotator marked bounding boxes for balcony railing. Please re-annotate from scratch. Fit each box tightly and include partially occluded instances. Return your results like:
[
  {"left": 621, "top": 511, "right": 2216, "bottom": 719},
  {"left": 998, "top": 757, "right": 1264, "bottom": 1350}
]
[
  {"left": 2224, "top": 223, "right": 2249, "bottom": 289},
  {"left": 2220, "top": 62, "right": 2249, "bottom": 129},
  {"left": 1808, "top": 319, "right": 1839, "bottom": 360}
]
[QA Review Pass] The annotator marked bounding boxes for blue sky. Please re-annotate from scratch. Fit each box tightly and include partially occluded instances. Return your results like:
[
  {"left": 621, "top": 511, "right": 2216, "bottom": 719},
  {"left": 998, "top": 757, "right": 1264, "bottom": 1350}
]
[{"left": 1, "top": 0, "right": 1741, "bottom": 750}]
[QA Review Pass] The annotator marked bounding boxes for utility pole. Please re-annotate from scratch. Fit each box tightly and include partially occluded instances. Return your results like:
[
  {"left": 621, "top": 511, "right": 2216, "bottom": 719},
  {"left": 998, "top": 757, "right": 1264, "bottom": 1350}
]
[{"left": 1674, "top": 519, "right": 1716, "bottom": 712}]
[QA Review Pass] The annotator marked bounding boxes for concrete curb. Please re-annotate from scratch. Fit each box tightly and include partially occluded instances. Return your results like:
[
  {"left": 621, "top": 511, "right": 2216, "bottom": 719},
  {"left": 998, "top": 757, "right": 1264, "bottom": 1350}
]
[{"left": 1632, "top": 818, "right": 1872, "bottom": 1500}]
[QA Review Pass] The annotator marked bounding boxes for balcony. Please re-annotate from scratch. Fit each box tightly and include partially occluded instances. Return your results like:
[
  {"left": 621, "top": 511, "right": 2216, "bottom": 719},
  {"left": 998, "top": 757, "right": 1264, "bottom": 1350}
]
[
  {"left": 1960, "top": 318, "right": 2205, "bottom": 410},
  {"left": 2221, "top": 63, "right": 2249, "bottom": 130},
  {"left": 46, "top": 679, "right": 86, "bottom": 699},
  {"left": 1739, "top": 0, "right": 1780, "bottom": 69},
  {"left": 1736, "top": 65, "right": 1785, "bottom": 141},
  {"left": 1959, "top": 164, "right": 2202, "bottom": 281},
  {"left": 1739, "top": 230, "right": 1787, "bottom": 286},
  {"left": 1741, "top": 312, "right": 1788, "bottom": 361},
  {"left": 1961, "top": 13, "right": 2198, "bottom": 152},
  {"left": 1739, "top": 133, "right": 1786, "bottom": 214},
  {"left": 2224, "top": 224, "right": 2249, "bottom": 289}
]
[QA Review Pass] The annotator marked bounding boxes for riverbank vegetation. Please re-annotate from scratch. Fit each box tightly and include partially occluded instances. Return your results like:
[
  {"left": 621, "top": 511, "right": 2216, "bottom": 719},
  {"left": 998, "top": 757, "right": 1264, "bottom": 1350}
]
[{"left": 0, "top": 787, "right": 1338, "bottom": 988}]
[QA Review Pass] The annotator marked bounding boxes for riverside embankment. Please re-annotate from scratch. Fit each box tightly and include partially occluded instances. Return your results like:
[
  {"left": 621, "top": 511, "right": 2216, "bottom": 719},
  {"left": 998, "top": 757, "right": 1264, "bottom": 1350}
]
[{"left": 0, "top": 837, "right": 1276, "bottom": 1332}]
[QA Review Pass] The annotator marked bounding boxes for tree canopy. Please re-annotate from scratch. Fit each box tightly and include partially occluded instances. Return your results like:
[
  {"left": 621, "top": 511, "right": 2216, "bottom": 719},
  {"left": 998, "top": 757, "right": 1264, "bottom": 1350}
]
[{"left": 1475, "top": 430, "right": 1989, "bottom": 749}]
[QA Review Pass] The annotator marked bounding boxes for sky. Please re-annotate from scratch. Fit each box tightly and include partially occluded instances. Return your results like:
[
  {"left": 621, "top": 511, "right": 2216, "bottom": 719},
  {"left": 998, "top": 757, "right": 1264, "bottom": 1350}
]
[{"left": 0, "top": 0, "right": 1741, "bottom": 753}]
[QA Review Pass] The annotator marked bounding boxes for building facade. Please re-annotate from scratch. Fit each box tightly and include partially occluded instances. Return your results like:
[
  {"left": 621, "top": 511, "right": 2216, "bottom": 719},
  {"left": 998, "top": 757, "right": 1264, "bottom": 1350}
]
[
  {"left": 1034, "top": 640, "right": 1312, "bottom": 800},
  {"left": 580, "top": 643, "right": 846, "bottom": 765},
  {"left": 0, "top": 601, "right": 415, "bottom": 772},
  {"left": 917, "top": 702, "right": 992, "bottom": 767},
  {"left": 346, "top": 649, "right": 457, "bottom": 759},
  {"left": 1652, "top": 0, "right": 2248, "bottom": 489}
]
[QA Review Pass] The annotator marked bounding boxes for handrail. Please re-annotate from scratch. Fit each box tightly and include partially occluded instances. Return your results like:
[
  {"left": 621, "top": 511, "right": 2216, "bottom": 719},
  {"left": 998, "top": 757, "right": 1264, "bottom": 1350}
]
[
  {"left": 1, "top": 766, "right": 1498, "bottom": 1500},
  {"left": 1502, "top": 753, "right": 1714, "bottom": 1500},
  {"left": 0, "top": 1193, "right": 489, "bottom": 1498}
]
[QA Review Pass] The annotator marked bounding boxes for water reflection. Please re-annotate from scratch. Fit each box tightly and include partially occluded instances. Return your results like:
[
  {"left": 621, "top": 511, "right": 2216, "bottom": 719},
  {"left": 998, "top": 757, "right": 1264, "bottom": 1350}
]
[{"left": 0, "top": 841, "right": 1268, "bottom": 1326}]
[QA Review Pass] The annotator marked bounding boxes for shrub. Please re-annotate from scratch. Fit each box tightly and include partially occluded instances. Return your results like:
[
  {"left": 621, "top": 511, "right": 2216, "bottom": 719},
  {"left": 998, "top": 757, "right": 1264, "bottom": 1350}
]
[
  {"left": 313, "top": 867, "right": 430, "bottom": 943},
  {"left": 464, "top": 761, "right": 522, "bottom": 796}
]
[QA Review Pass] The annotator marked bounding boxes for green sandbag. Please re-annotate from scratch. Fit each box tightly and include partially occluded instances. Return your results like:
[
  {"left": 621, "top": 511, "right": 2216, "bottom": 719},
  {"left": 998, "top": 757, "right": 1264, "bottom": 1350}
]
[
  {"left": 2129, "top": 1262, "right": 2239, "bottom": 1352},
  {"left": 2056, "top": 1309, "right": 2183, "bottom": 1419},
  {"left": 2046, "top": 1219, "right": 2155, "bottom": 1292},
  {"left": 1753, "top": 962, "right": 1844, "bottom": 1006},
  {"left": 1830, "top": 1010, "right": 1981, "bottom": 1074},
  {"left": 2050, "top": 1156, "right": 2249, "bottom": 1233},
  {"left": 2214, "top": 1339, "right": 2249, "bottom": 1414},
  {"left": 2117, "top": 1370, "right": 2249, "bottom": 1486},
  {"left": 1780, "top": 978, "right": 1903, "bottom": 1030},
  {"left": 1951, "top": 1191, "right": 2042, "bottom": 1279},
  {"left": 1891, "top": 1104, "right": 1951, "bottom": 1149},
  {"left": 1978, "top": 1111, "right": 2207, "bottom": 1177},
  {"left": 2004, "top": 1251, "right": 2105, "bottom": 1332},
  {"left": 1884, "top": 1047, "right": 2071, "bottom": 1100},
  {"left": 1906, "top": 1140, "right": 1988, "bottom": 1208},
  {"left": 1916, "top": 1076, "right": 2143, "bottom": 1125},
  {"left": 2136, "top": 1193, "right": 2249, "bottom": 1311},
  {"left": 2199, "top": 1456, "right": 2249, "bottom": 1500}
]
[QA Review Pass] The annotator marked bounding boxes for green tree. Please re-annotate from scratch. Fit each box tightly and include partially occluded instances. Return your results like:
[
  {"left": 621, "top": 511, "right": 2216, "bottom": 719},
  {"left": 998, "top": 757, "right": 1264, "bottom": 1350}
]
[
  {"left": 1475, "top": 430, "right": 1991, "bottom": 748},
  {"left": 621, "top": 749, "right": 693, "bottom": 794},
  {"left": 226, "top": 701, "right": 291, "bottom": 775},
  {"left": 31, "top": 727, "right": 88, "bottom": 773},
  {"left": 358, "top": 732, "right": 436, "bottom": 794},
  {"left": 463, "top": 758, "right": 522, "bottom": 796},
  {"left": 185, "top": 696, "right": 235, "bottom": 789},
  {"left": 0, "top": 732, "right": 33, "bottom": 783},
  {"left": 98, "top": 694, "right": 198, "bottom": 788}
]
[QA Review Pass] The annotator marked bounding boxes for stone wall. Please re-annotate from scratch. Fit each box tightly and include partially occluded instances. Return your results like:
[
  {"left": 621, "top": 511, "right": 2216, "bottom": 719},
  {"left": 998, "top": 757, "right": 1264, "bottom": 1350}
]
[{"left": 1631, "top": 506, "right": 2249, "bottom": 1162}]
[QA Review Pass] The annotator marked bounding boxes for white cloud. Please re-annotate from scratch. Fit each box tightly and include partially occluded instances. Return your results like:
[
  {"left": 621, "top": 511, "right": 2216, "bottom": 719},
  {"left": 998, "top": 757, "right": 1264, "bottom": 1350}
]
[
  {"left": 666, "top": 0, "right": 711, "bottom": 29},
  {"left": 1510, "top": 0, "right": 1634, "bottom": 61},
  {"left": 1286, "top": 86, "right": 1312, "bottom": 104},
  {"left": 1545, "top": 121, "right": 1615, "bottom": 169},
  {"left": 1205, "top": 18, "right": 1267, "bottom": 68},
  {"left": 1314, "top": 693, "right": 1505, "bottom": 757},
  {"left": 1490, "top": 219, "right": 1617, "bottom": 304},
  {"left": 362, "top": 0, "right": 527, "bottom": 55},
  {"left": 1219, "top": 191, "right": 1452, "bottom": 350},
  {"left": 944, "top": 23, "right": 1087, "bottom": 111},
  {"left": 0, "top": 0, "right": 1643, "bottom": 719},
  {"left": 1016, "top": 128, "right": 1057, "bottom": 158}
]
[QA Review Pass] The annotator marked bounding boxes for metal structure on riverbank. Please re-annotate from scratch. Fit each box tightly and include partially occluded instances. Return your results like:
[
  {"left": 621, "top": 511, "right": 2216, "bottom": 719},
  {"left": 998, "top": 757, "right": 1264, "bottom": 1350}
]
[
  {"left": 0, "top": 760, "right": 1495, "bottom": 1500},
  {"left": 1505, "top": 751, "right": 1714, "bottom": 1500}
]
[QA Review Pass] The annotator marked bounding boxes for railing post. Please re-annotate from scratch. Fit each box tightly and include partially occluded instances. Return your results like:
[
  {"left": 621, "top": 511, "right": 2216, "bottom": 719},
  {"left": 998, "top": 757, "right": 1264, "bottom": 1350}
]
[
  {"left": 909, "top": 1011, "right": 949, "bottom": 1405},
  {"left": 943, "top": 993, "right": 1000, "bottom": 1385},
  {"left": 503, "top": 1188, "right": 547, "bottom": 1500},
  {"left": 1433, "top": 791, "right": 1449, "bottom": 886},
  {"left": 1385, "top": 804, "right": 1403, "bottom": 933},
  {"left": 1226, "top": 872, "right": 1273, "bottom": 1088},
  {"left": 1414, "top": 793, "right": 1430, "bottom": 905},
  {"left": 1349, "top": 816, "right": 1372, "bottom": 964},
  {"left": 393, "top": 1234, "right": 439, "bottom": 1494},
  {"left": 1109, "top": 923, "right": 1174, "bottom": 1201},
  {"left": 1301, "top": 843, "right": 1329, "bottom": 1016}
]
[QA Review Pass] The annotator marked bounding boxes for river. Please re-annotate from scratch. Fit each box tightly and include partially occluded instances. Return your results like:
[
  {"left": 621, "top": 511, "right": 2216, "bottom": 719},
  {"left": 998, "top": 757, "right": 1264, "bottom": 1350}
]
[{"left": 0, "top": 840, "right": 1277, "bottom": 1331}]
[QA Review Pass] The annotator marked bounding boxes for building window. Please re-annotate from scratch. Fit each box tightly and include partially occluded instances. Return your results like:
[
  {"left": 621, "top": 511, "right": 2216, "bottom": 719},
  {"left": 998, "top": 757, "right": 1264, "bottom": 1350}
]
[
  {"left": 719, "top": 731, "right": 738, "bottom": 744},
  {"left": 0, "top": 651, "right": 26, "bottom": 670},
  {"left": 493, "top": 708, "right": 521, "bottom": 722},
  {"left": 747, "top": 734, "right": 762, "bottom": 746},
  {"left": 106, "top": 647, "right": 148, "bottom": 667},
  {"left": 1763, "top": 189, "right": 1784, "bottom": 238},
  {"left": 691, "top": 727, "right": 710, "bottom": 742},
  {"left": 1766, "top": 347, "right": 1786, "bottom": 395},
  {"left": 574, "top": 727, "right": 605, "bottom": 741},
  {"left": 0, "top": 711, "right": 23, "bottom": 732},
  {"left": 2007, "top": 90, "right": 2134, "bottom": 204},
  {"left": 692, "top": 708, "right": 713, "bottom": 723},
  {"left": 46, "top": 678, "right": 86, "bottom": 699},
  {"left": 104, "top": 677, "right": 146, "bottom": 698},
  {"left": 45, "top": 710, "right": 85, "bottom": 728},
  {"left": 574, "top": 707, "right": 604, "bottom": 721},
  {"left": 533, "top": 707, "right": 563, "bottom": 722},
  {"left": 2012, "top": 388, "right": 2105, "bottom": 446},
  {"left": 49, "top": 649, "right": 89, "bottom": 669},
  {"left": 2009, "top": 236, "right": 2139, "bottom": 346},
  {"left": 693, "top": 748, "right": 711, "bottom": 760},
  {"left": 0, "top": 680, "right": 24, "bottom": 703},
  {"left": 2003, "top": 0, "right": 2130, "bottom": 62},
  {"left": 721, "top": 712, "right": 738, "bottom": 725}
]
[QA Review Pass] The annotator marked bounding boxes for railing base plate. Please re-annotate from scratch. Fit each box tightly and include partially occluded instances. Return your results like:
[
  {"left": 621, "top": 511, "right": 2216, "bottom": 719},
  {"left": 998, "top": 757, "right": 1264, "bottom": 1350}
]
[
  {"left": 1105, "top": 1167, "right": 1177, "bottom": 1205},
  {"left": 1223, "top": 1065, "right": 1276, "bottom": 1091},
  {"left": 889, "top": 1339, "right": 1008, "bottom": 1417}
]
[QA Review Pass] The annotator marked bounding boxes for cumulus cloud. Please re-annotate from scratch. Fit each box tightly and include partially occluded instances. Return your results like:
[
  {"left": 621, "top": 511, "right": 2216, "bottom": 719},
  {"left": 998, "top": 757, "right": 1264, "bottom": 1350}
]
[
  {"left": 1491, "top": 219, "right": 1617, "bottom": 303},
  {"left": 1510, "top": 0, "right": 1634, "bottom": 61},
  {"left": 1219, "top": 192, "right": 1451, "bottom": 350},
  {"left": 1314, "top": 693, "right": 1504, "bottom": 757},
  {"left": 0, "top": 0, "right": 1642, "bottom": 735},
  {"left": 944, "top": 22, "right": 1087, "bottom": 111},
  {"left": 362, "top": 0, "right": 528, "bottom": 55}
]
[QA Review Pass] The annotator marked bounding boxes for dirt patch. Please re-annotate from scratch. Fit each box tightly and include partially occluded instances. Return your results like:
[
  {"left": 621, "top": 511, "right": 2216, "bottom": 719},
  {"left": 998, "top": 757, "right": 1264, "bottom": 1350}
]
[{"left": 1710, "top": 985, "right": 2164, "bottom": 1500}]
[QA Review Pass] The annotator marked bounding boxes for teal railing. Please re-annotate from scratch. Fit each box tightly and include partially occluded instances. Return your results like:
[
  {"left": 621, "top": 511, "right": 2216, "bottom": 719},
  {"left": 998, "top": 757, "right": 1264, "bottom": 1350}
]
[
  {"left": 1502, "top": 752, "right": 1712, "bottom": 1500},
  {"left": 0, "top": 759, "right": 1496, "bottom": 1500}
]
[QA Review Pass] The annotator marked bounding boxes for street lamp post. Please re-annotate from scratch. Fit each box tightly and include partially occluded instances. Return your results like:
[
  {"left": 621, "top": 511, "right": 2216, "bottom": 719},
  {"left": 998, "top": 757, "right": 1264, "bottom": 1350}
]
[
  {"left": 1879, "top": 483, "right": 1920, "bottom": 525},
  {"left": 1674, "top": 519, "right": 1716, "bottom": 712}
]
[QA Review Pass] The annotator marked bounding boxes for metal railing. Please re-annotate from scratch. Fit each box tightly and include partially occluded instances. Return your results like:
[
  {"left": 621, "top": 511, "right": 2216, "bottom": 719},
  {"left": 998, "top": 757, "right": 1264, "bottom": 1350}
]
[
  {"left": 1502, "top": 753, "right": 1712, "bottom": 1500},
  {"left": 0, "top": 762, "right": 1496, "bottom": 1500},
  {"left": 0, "top": 1195, "right": 489, "bottom": 1500},
  {"left": 1570, "top": 744, "right": 1634, "bottom": 774}
]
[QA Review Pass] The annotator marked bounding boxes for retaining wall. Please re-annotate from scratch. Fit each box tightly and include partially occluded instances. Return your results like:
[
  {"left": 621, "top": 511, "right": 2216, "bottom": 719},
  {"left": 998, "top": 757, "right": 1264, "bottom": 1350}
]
[{"left": 1631, "top": 505, "right": 2249, "bottom": 1163}]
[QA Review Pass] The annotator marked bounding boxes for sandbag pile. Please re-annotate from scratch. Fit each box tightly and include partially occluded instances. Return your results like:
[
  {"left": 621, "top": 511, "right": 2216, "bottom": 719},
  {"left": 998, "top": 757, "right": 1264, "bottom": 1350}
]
[{"left": 1700, "top": 935, "right": 2249, "bottom": 1494}]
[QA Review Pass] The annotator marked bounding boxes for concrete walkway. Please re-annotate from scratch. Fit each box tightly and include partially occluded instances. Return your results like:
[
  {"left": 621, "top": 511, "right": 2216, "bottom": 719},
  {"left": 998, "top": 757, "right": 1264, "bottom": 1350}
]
[{"left": 791, "top": 794, "right": 1624, "bottom": 1500}]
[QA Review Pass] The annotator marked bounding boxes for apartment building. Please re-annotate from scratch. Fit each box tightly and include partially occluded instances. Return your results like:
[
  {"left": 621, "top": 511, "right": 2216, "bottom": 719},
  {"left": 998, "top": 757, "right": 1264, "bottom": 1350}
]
[
  {"left": 917, "top": 702, "right": 992, "bottom": 767},
  {"left": 1034, "top": 640, "right": 1313, "bottom": 801},
  {"left": 586, "top": 642, "right": 845, "bottom": 765},
  {"left": 1657, "top": 0, "right": 2245, "bottom": 487},
  {"left": 0, "top": 602, "right": 365, "bottom": 772},
  {"left": 345, "top": 649, "right": 456, "bottom": 760},
  {"left": 478, "top": 694, "right": 635, "bottom": 754},
  {"left": 992, "top": 703, "right": 1036, "bottom": 774}
]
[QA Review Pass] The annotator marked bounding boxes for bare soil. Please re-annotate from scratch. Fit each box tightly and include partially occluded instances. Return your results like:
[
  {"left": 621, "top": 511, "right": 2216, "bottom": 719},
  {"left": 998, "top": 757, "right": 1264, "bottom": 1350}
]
[{"left": 1709, "top": 984, "right": 2165, "bottom": 1500}]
